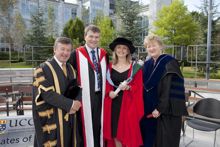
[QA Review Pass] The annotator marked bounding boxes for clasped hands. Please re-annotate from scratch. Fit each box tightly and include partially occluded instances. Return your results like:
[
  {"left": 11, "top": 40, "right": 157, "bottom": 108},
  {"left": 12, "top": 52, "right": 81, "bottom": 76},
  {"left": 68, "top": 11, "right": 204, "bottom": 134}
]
[
  {"left": 152, "top": 109, "right": 160, "bottom": 118},
  {"left": 69, "top": 100, "right": 81, "bottom": 114}
]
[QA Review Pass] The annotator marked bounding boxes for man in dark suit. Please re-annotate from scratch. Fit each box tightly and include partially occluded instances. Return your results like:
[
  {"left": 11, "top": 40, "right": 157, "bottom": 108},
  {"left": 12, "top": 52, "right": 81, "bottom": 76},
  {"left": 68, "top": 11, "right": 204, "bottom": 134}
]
[
  {"left": 32, "top": 37, "right": 82, "bottom": 147},
  {"left": 69, "top": 25, "right": 108, "bottom": 147}
]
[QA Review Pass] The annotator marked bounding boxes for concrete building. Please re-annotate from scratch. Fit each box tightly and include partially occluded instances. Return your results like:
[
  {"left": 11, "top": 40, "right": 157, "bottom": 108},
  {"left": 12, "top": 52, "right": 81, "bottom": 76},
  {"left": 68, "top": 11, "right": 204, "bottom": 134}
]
[
  {"left": 17, "top": 0, "right": 78, "bottom": 35},
  {"left": 81, "top": 0, "right": 109, "bottom": 24},
  {"left": 0, "top": 0, "right": 79, "bottom": 46},
  {"left": 149, "top": 0, "right": 172, "bottom": 32},
  {"left": 138, "top": 4, "right": 149, "bottom": 43}
]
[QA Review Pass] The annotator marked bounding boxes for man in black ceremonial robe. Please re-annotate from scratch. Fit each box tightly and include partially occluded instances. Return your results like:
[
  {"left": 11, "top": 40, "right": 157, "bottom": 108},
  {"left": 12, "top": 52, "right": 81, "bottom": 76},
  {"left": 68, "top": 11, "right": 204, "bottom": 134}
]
[{"left": 32, "top": 37, "right": 82, "bottom": 147}]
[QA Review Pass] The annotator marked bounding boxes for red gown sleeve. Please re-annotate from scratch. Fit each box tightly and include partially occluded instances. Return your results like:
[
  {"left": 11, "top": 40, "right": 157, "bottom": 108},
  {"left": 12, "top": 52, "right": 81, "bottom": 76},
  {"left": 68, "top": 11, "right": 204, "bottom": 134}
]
[{"left": 103, "top": 72, "right": 114, "bottom": 141}]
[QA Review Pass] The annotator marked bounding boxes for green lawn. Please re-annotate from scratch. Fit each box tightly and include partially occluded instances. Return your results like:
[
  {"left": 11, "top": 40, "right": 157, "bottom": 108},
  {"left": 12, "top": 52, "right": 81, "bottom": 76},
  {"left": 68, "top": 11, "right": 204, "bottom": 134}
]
[
  {"left": 182, "top": 67, "right": 203, "bottom": 78},
  {"left": 182, "top": 66, "right": 220, "bottom": 79},
  {"left": 0, "top": 61, "right": 32, "bottom": 68}
]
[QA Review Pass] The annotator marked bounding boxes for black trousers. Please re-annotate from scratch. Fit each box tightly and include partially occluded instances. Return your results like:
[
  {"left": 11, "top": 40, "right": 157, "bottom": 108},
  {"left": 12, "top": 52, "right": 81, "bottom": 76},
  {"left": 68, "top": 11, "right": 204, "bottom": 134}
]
[{"left": 91, "top": 91, "right": 102, "bottom": 147}]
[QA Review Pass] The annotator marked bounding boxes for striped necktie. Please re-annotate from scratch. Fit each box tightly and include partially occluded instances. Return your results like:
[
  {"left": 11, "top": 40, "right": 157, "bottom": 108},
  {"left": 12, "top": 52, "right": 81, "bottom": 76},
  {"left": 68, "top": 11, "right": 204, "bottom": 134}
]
[{"left": 91, "top": 50, "right": 101, "bottom": 90}]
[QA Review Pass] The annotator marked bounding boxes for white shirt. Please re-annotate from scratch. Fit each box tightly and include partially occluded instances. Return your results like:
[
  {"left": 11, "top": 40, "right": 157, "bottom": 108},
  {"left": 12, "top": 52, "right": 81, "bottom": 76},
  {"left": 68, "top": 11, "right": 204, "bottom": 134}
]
[
  {"left": 54, "top": 55, "right": 64, "bottom": 70},
  {"left": 85, "top": 44, "right": 100, "bottom": 91},
  {"left": 85, "top": 44, "right": 99, "bottom": 62}
]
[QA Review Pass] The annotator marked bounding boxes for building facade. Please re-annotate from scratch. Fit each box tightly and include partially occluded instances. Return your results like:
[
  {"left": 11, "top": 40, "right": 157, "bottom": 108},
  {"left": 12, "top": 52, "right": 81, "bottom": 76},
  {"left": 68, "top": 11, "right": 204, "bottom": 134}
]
[
  {"left": 17, "top": 0, "right": 78, "bottom": 35},
  {"left": 149, "top": 0, "right": 172, "bottom": 32},
  {"left": 0, "top": 0, "right": 78, "bottom": 46},
  {"left": 81, "top": 0, "right": 109, "bottom": 24}
]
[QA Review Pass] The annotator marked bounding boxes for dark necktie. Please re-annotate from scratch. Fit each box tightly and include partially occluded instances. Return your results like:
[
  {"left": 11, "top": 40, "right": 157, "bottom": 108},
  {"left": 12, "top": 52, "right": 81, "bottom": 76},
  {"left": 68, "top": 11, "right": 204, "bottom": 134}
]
[{"left": 91, "top": 50, "right": 101, "bottom": 91}]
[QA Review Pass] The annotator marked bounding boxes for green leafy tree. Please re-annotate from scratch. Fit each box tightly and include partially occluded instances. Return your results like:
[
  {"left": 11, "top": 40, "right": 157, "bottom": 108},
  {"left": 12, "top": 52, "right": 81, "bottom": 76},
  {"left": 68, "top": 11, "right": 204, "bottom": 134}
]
[
  {"left": 190, "top": 11, "right": 206, "bottom": 44},
  {"left": 63, "top": 17, "right": 84, "bottom": 48},
  {"left": 94, "top": 15, "right": 116, "bottom": 54},
  {"left": 116, "top": 0, "right": 143, "bottom": 45},
  {"left": 190, "top": 0, "right": 220, "bottom": 75},
  {"left": 215, "top": 21, "right": 220, "bottom": 44},
  {"left": 63, "top": 19, "right": 74, "bottom": 38},
  {"left": 154, "top": 0, "right": 199, "bottom": 46}
]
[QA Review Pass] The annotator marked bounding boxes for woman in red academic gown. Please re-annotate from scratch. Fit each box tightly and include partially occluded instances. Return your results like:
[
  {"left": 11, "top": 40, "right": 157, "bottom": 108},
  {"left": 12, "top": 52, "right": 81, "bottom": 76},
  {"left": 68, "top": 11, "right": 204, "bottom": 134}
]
[{"left": 104, "top": 37, "right": 144, "bottom": 147}]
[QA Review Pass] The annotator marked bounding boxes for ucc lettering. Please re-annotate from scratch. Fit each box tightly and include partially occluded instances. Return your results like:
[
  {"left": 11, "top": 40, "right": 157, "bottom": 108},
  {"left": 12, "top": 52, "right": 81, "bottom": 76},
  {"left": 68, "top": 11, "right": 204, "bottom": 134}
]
[{"left": 9, "top": 118, "right": 34, "bottom": 127}]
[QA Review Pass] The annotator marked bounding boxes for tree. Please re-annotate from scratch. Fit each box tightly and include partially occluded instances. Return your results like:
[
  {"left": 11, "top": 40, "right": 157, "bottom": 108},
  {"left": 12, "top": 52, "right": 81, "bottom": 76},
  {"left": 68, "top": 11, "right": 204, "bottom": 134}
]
[
  {"left": 190, "top": 11, "right": 206, "bottom": 44},
  {"left": 154, "top": 0, "right": 199, "bottom": 46},
  {"left": 25, "top": 10, "right": 47, "bottom": 46},
  {"left": 116, "top": 0, "right": 143, "bottom": 45},
  {"left": 191, "top": 0, "right": 220, "bottom": 44},
  {"left": 0, "top": 0, "right": 16, "bottom": 43},
  {"left": 11, "top": 12, "right": 26, "bottom": 50},
  {"left": 199, "top": 0, "right": 219, "bottom": 19},
  {"left": 93, "top": 15, "right": 116, "bottom": 54},
  {"left": 62, "top": 17, "right": 85, "bottom": 48},
  {"left": 46, "top": 5, "right": 58, "bottom": 37},
  {"left": 63, "top": 19, "right": 74, "bottom": 38},
  {"left": 25, "top": 10, "right": 53, "bottom": 65}
]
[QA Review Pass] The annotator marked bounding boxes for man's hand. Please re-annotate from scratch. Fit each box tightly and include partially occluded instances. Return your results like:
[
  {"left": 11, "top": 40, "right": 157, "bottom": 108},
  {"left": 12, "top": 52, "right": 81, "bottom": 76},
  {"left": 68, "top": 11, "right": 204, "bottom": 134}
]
[{"left": 69, "top": 100, "right": 81, "bottom": 114}]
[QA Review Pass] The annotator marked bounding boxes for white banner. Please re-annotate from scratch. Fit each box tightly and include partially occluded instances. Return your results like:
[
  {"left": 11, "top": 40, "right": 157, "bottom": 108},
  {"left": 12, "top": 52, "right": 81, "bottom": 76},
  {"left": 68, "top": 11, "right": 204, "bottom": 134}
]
[{"left": 0, "top": 115, "right": 34, "bottom": 147}]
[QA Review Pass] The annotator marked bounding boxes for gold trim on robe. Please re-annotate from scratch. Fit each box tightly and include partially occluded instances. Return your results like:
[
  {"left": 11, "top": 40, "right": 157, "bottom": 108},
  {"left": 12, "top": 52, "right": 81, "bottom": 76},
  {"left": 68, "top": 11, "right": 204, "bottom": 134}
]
[
  {"left": 38, "top": 108, "right": 54, "bottom": 119},
  {"left": 45, "top": 61, "right": 64, "bottom": 147},
  {"left": 43, "top": 140, "right": 57, "bottom": 147},
  {"left": 42, "top": 124, "right": 57, "bottom": 134},
  {"left": 35, "top": 85, "right": 55, "bottom": 106}
]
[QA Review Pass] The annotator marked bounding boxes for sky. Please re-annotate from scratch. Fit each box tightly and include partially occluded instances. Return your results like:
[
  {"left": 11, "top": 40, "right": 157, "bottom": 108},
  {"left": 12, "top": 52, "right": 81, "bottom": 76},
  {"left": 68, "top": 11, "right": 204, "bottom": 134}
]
[{"left": 65, "top": 0, "right": 219, "bottom": 13}]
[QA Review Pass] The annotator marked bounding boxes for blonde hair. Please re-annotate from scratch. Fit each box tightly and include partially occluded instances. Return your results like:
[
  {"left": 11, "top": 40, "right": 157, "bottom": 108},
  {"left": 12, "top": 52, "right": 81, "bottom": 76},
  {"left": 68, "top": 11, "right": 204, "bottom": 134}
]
[
  {"left": 144, "top": 34, "right": 164, "bottom": 49},
  {"left": 112, "top": 50, "right": 132, "bottom": 65}
]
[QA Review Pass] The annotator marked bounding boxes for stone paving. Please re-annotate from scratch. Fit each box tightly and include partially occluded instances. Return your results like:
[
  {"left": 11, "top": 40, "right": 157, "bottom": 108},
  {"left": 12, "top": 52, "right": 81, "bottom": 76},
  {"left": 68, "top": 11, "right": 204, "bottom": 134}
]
[{"left": 180, "top": 126, "right": 220, "bottom": 147}]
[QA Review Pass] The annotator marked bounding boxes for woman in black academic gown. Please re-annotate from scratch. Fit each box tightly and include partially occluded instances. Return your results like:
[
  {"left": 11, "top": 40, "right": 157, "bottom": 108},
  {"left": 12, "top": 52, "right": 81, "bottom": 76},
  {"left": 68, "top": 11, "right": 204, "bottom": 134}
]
[{"left": 141, "top": 35, "right": 188, "bottom": 147}]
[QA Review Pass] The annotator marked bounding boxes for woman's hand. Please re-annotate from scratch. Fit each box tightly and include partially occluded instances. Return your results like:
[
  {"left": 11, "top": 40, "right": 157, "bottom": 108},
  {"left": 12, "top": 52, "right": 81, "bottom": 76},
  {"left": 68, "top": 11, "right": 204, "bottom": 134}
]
[
  {"left": 119, "top": 81, "right": 130, "bottom": 91},
  {"left": 152, "top": 109, "right": 160, "bottom": 118},
  {"left": 109, "top": 91, "right": 117, "bottom": 99}
]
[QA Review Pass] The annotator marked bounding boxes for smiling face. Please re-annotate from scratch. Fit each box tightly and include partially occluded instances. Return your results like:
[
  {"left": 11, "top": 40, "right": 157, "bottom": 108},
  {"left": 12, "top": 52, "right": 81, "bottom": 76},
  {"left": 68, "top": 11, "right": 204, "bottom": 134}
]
[
  {"left": 54, "top": 43, "right": 72, "bottom": 64},
  {"left": 146, "top": 40, "right": 163, "bottom": 60},
  {"left": 114, "top": 44, "right": 130, "bottom": 58},
  {"left": 84, "top": 30, "right": 100, "bottom": 49}
]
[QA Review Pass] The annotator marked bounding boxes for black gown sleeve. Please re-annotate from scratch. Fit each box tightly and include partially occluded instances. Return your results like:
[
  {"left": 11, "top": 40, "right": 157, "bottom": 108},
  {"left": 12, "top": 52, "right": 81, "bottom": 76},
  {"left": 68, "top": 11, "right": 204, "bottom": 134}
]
[
  {"left": 157, "top": 73, "right": 172, "bottom": 114},
  {"left": 33, "top": 64, "right": 73, "bottom": 112},
  {"left": 69, "top": 50, "right": 77, "bottom": 70}
]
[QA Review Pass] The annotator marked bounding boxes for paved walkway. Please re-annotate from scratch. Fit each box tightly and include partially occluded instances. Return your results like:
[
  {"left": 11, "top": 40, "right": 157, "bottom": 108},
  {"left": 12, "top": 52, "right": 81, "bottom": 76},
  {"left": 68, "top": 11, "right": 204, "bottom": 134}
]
[{"left": 180, "top": 126, "right": 220, "bottom": 147}]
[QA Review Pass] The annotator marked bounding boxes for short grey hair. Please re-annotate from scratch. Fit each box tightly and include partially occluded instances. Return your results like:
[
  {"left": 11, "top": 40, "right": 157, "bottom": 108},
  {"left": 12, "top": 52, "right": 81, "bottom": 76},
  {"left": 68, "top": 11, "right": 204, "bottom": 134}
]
[{"left": 54, "top": 37, "right": 72, "bottom": 49}]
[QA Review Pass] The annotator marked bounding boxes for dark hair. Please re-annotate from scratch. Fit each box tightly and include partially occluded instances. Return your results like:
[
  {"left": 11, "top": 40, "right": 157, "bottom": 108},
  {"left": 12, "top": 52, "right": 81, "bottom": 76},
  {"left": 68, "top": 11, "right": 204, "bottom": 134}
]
[
  {"left": 54, "top": 37, "right": 72, "bottom": 48},
  {"left": 84, "top": 24, "right": 100, "bottom": 36}
]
